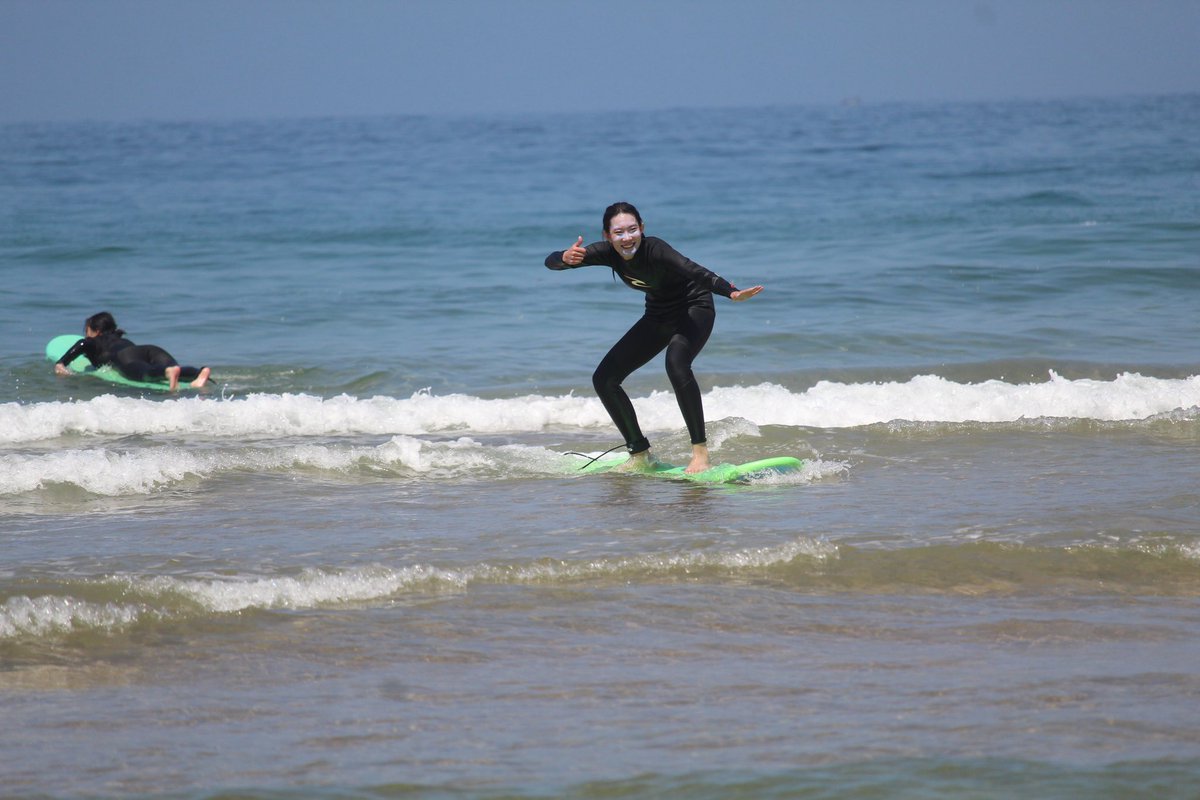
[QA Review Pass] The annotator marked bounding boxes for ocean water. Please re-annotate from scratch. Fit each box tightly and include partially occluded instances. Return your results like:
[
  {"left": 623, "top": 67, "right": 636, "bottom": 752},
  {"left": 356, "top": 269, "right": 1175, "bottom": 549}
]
[{"left": 2, "top": 94, "right": 1199, "bottom": 798}]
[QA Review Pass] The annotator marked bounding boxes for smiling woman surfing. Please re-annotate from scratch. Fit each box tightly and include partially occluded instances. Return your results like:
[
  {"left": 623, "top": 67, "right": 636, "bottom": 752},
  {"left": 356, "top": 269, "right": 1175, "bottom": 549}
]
[{"left": 545, "top": 202, "right": 763, "bottom": 474}]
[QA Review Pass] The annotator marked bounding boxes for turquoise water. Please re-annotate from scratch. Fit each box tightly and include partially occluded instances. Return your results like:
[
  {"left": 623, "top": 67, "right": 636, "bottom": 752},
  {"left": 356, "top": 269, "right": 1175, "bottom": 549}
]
[{"left": 2, "top": 94, "right": 1199, "bottom": 798}]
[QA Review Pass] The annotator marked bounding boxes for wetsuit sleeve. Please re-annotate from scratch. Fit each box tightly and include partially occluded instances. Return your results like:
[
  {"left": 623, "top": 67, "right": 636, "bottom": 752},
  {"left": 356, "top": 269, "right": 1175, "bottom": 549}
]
[
  {"left": 56, "top": 338, "right": 88, "bottom": 367},
  {"left": 545, "top": 242, "right": 611, "bottom": 270},
  {"left": 652, "top": 239, "right": 737, "bottom": 298}
]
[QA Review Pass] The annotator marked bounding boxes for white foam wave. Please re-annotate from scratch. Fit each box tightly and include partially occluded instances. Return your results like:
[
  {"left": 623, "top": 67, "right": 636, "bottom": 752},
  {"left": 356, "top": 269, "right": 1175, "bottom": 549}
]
[
  {"left": 1180, "top": 541, "right": 1200, "bottom": 562},
  {"left": 130, "top": 565, "right": 457, "bottom": 612},
  {"left": 0, "top": 436, "right": 509, "bottom": 496},
  {"left": 749, "top": 458, "right": 848, "bottom": 486},
  {"left": 129, "top": 539, "right": 836, "bottom": 611},
  {"left": 2, "top": 373, "right": 1197, "bottom": 447},
  {"left": 704, "top": 372, "right": 1200, "bottom": 428},
  {"left": 0, "top": 391, "right": 607, "bottom": 445},
  {"left": 0, "top": 433, "right": 842, "bottom": 497},
  {"left": 2, "top": 539, "right": 834, "bottom": 639},
  {"left": 0, "top": 595, "right": 146, "bottom": 638},
  {"left": 2, "top": 447, "right": 208, "bottom": 495}
]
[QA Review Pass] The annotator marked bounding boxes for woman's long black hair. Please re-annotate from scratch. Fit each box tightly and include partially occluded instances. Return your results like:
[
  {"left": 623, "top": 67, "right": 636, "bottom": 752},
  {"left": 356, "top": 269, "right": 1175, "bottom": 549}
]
[{"left": 85, "top": 311, "right": 125, "bottom": 337}]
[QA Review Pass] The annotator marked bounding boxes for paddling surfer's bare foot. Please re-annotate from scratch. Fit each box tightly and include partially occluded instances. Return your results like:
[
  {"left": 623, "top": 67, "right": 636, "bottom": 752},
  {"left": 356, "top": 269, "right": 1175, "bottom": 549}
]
[
  {"left": 190, "top": 367, "right": 211, "bottom": 389},
  {"left": 164, "top": 365, "right": 181, "bottom": 392},
  {"left": 685, "top": 444, "right": 711, "bottom": 474}
]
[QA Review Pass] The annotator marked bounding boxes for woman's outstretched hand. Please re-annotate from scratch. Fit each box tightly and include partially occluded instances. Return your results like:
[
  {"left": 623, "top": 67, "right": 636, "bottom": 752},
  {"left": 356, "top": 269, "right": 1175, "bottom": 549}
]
[
  {"left": 562, "top": 236, "right": 586, "bottom": 266},
  {"left": 730, "top": 285, "right": 764, "bottom": 302}
]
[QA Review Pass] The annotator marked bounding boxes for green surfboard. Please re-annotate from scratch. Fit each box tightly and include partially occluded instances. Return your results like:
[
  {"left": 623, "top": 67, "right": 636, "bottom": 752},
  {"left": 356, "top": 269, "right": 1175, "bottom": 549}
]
[
  {"left": 577, "top": 453, "right": 805, "bottom": 484},
  {"left": 46, "top": 334, "right": 184, "bottom": 392}
]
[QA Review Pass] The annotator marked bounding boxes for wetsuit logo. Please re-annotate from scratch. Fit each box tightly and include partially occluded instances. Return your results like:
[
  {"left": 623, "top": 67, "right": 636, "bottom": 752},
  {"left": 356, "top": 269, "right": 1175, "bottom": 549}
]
[{"left": 624, "top": 275, "right": 650, "bottom": 289}]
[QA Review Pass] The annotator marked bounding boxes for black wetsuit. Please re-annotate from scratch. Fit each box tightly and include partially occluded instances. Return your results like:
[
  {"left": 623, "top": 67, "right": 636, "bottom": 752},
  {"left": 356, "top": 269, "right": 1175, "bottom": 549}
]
[
  {"left": 57, "top": 332, "right": 204, "bottom": 383},
  {"left": 545, "top": 236, "right": 737, "bottom": 453}
]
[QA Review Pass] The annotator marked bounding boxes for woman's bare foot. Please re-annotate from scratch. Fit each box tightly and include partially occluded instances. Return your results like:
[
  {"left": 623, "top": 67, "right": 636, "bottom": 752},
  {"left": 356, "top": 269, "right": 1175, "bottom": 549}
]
[
  {"left": 190, "top": 367, "right": 211, "bottom": 388},
  {"left": 684, "top": 443, "right": 711, "bottom": 474},
  {"left": 614, "top": 449, "right": 658, "bottom": 473},
  {"left": 164, "top": 365, "right": 181, "bottom": 392}
]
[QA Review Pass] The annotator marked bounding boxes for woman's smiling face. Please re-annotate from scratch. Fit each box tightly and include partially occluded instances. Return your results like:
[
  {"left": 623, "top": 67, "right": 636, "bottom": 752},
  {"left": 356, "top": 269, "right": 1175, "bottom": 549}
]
[{"left": 605, "top": 212, "right": 643, "bottom": 260}]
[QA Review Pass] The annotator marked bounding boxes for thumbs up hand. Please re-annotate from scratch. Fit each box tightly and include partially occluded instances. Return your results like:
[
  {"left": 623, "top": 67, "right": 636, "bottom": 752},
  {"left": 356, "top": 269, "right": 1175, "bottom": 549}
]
[{"left": 562, "top": 235, "right": 586, "bottom": 266}]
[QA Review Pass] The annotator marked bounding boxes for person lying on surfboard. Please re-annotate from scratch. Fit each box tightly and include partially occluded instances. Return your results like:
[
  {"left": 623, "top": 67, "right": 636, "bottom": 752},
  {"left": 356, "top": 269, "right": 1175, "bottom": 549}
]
[
  {"left": 53, "top": 311, "right": 212, "bottom": 392},
  {"left": 545, "top": 201, "right": 763, "bottom": 474}
]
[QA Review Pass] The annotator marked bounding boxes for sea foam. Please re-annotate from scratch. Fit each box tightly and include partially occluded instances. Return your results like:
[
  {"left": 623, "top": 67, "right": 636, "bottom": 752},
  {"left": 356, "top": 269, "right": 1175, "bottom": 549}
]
[
  {"left": 1, "top": 537, "right": 836, "bottom": 639},
  {"left": 2, "top": 373, "right": 1198, "bottom": 446},
  {"left": 0, "top": 436, "right": 842, "bottom": 496}
]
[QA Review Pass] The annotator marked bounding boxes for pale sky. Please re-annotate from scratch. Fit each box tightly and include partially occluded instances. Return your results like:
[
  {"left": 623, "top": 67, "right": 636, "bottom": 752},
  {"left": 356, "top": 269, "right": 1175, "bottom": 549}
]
[{"left": 1, "top": 0, "right": 1197, "bottom": 123}]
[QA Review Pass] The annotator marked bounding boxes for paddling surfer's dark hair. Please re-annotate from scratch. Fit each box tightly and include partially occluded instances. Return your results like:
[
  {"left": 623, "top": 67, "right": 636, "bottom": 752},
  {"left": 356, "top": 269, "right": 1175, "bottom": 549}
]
[
  {"left": 602, "top": 201, "right": 642, "bottom": 234},
  {"left": 85, "top": 311, "right": 125, "bottom": 337}
]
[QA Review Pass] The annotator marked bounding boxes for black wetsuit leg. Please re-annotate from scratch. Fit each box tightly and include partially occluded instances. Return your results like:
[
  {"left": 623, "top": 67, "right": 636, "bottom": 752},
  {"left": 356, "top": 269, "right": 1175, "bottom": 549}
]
[
  {"left": 665, "top": 305, "right": 715, "bottom": 446},
  {"left": 592, "top": 305, "right": 715, "bottom": 453},
  {"left": 113, "top": 345, "right": 200, "bottom": 382}
]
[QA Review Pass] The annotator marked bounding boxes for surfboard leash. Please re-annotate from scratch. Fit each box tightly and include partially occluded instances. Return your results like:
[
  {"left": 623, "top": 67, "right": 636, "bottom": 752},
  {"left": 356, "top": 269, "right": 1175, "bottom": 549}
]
[{"left": 564, "top": 443, "right": 627, "bottom": 470}]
